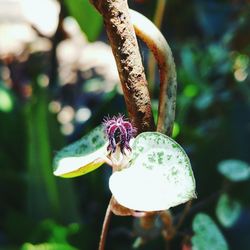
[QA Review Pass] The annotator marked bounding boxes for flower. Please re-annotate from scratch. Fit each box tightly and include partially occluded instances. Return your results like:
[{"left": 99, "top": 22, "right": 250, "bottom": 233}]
[
  {"left": 53, "top": 121, "right": 196, "bottom": 213},
  {"left": 103, "top": 115, "right": 137, "bottom": 154}
]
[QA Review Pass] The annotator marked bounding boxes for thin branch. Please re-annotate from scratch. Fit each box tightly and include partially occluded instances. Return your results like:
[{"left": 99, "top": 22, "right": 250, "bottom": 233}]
[
  {"left": 91, "top": 0, "right": 155, "bottom": 133},
  {"left": 99, "top": 199, "right": 112, "bottom": 250},
  {"left": 153, "top": 0, "right": 167, "bottom": 28},
  {"left": 174, "top": 190, "right": 223, "bottom": 225},
  {"left": 160, "top": 210, "right": 175, "bottom": 241},
  {"left": 148, "top": 0, "right": 167, "bottom": 93},
  {"left": 130, "top": 10, "right": 177, "bottom": 136},
  {"left": 175, "top": 200, "right": 192, "bottom": 232}
]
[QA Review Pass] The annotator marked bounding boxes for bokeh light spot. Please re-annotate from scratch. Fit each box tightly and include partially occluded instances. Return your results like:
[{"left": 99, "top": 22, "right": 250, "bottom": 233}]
[
  {"left": 57, "top": 106, "right": 75, "bottom": 124},
  {"left": 75, "top": 107, "right": 91, "bottom": 123},
  {"left": 38, "top": 74, "right": 49, "bottom": 88},
  {"left": 48, "top": 101, "right": 61, "bottom": 113},
  {"left": 60, "top": 123, "right": 74, "bottom": 136},
  {"left": 234, "top": 69, "right": 248, "bottom": 82},
  {"left": 0, "top": 88, "right": 13, "bottom": 112}
]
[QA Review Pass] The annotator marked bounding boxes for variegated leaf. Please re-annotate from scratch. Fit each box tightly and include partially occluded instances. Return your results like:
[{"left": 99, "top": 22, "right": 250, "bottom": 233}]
[
  {"left": 53, "top": 126, "right": 108, "bottom": 178},
  {"left": 109, "top": 132, "right": 196, "bottom": 211}
]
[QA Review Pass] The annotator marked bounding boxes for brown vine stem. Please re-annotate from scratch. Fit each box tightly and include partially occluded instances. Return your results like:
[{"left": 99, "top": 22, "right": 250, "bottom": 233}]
[
  {"left": 90, "top": 1, "right": 156, "bottom": 249},
  {"left": 90, "top": 0, "right": 177, "bottom": 249},
  {"left": 130, "top": 8, "right": 177, "bottom": 244},
  {"left": 175, "top": 200, "right": 192, "bottom": 232},
  {"left": 91, "top": 0, "right": 155, "bottom": 133},
  {"left": 98, "top": 198, "right": 112, "bottom": 250},
  {"left": 130, "top": 9, "right": 177, "bottom": 136}
]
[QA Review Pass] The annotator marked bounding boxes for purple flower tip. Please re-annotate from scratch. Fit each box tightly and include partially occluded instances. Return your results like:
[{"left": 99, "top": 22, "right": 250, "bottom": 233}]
[{"left": 103, "top": 115, "right": 137, "bottom": 154}]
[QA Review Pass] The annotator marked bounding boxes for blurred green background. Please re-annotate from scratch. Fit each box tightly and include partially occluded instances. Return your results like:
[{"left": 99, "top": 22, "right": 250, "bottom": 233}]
[{"left": 0, "top": 0, "right": 249, "bottom": 249}]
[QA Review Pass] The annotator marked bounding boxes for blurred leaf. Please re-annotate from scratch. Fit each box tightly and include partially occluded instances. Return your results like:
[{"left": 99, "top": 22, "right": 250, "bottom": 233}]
[
  {"left": 181, "top": 47, "right": 198, "bottom": 82},
  {"left": 217, "top": 159, "right": 250, "bottom": 182},
  {"left": 25, "top": 83, "right": 60, "bottom": 219},
  {"left": 110, "top": 132, "right": 196, "bottom": 211},
  {"left": 132, "top": 237, "right": 143, "bottom": 249},
  {"left": 24, "top": 75, "right": 80, "bottom": 223},
  {"left": 151, "top": 99, "right": 158, "bottom": 124},
  {"left": 53, "top": 126, "right": 108, "bottom": 178},
  {"left": 234, "top": 53, "right": 249, "bottom": 70},
  {"left": 216, "top": 194, "right": 242, "bottom": 228},
  {"left": 196, "top": 2, "right": 236, "bottom": 37},
  {"left": 192, "top": 213, "right": 228, "bottom": 250},
  {"left": 172, "top": 122, "right": 180, "bottom": 138},
  {"left": 82, "top": 78, "right": 104, "bottom": 93},
  {"left": 183, "top": 84, "right": 199, "bottom": 98},
  {"left": 0, "top": 83, "right": 14, "bottom": 112},
  {"left": 194, "top": 91, "right": 213, "bottom": 110},
  {"left": 63, "top": 0, "right": 102, "bottom": 42},
  {"left": 18, "top": 219, "right": 80, "bottom": 250},
  {"left": 21, "top": 243, "right": 77, "bottom": 250},
  {"left": 41, "top": 220, "right": 78, "bottom": 243}
]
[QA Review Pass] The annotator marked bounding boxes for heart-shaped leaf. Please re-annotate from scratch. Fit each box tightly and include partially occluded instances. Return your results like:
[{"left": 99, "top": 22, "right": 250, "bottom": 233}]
[
  {"left": 192, "top": 213, "right": 228, "bottom": 250},
  {"left": 217, "top": 159, "right": 250, "bottom": 182},
  {"left": 109, "top": 132, "right": 196, "bottom": 211},
  {"left": 53, "top": 126, "right": 108, "bottom": 178},
  {"left": 216, "top": 194, "right": 242, "bottom": 228}
]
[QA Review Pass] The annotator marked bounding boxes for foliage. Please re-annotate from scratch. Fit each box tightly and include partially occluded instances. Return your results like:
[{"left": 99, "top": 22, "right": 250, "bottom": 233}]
[
  {"left": 216, "top": 194, "right": 242, "bottom": 228},
  {"left": 109, "top": 132, "right": 196, "bottom": 211},
  {"left": 54, "top": 124, "right": 196, "bottom": 211},
  {"left": 63, "top": 0, "right": 102, "bottom": 42},
  {"left": 217, "top": 159, "right": 250, "bottom": 182},
  {"left": 192, "top": 213, "right": 228, "bottom": 250},
  {"left": 53, "top": 126, "right": 107, "bottom": 177}
]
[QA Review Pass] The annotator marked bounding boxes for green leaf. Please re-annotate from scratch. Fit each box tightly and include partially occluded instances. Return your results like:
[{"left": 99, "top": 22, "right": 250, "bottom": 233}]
[
  {"left": 0, "top": 83, "right": 14, "bottom": 112},
  {"left": 26, "top": 83, "right": 61, "bottom": 217},
  {"left": 216, "top": 194, "right": 242, "bottom": 228},
  {"left": 21, "top": 243, "right": 77, "bottom": 250},
  {"left": 109, "top": 132, "right": 196, "bottom": 211},
  {"left": 53, "top": 126, "right": 108, "bottom": 178},
  {"left": 192, "top": 213, "right": 228, "bottom": 250},
  {"left": 183, "top": 84, "right": 199, "bottom": 98},
  {"left": 63, "top": 0, "right": 102, "bottom": 42},
  {"left": 217, "top": 159, "right": 250, "bottom": 182},
  {"left": 41, "top": 219, "right": 79, "bottom": 244}
]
